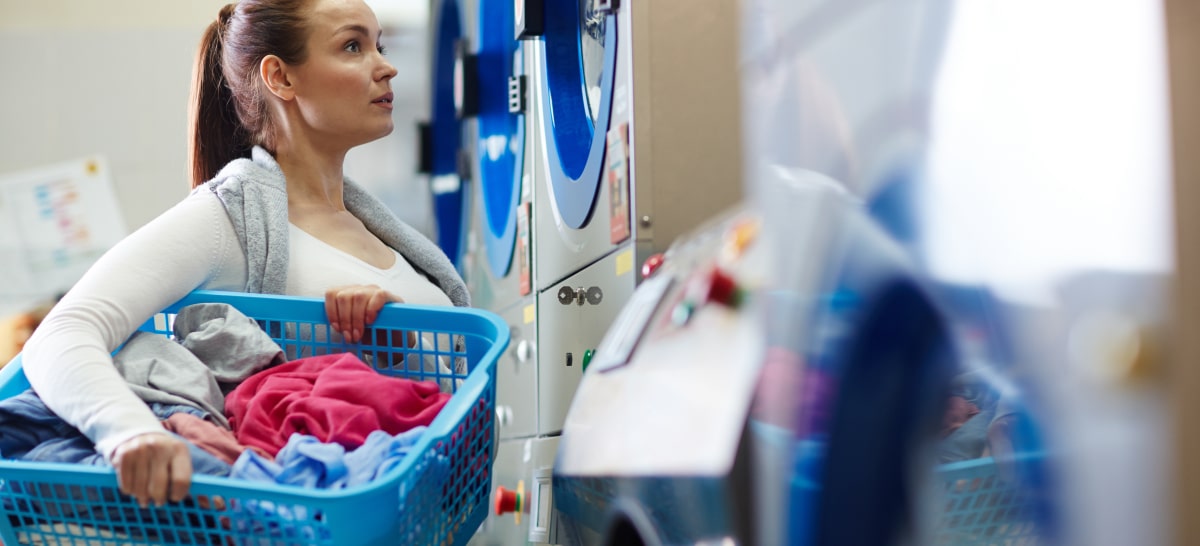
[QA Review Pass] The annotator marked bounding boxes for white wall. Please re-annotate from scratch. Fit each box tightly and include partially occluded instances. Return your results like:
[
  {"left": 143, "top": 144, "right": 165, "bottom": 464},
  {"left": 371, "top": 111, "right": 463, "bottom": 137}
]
[{"left": 0, "top": 0, "right": 432, "bottom": 236}]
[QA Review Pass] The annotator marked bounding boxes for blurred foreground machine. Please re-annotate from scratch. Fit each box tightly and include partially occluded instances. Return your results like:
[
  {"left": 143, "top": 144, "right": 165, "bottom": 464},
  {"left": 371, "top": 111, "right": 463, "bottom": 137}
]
[{"left": 552, "top": 0, "right": 1180, "bottom": 545}]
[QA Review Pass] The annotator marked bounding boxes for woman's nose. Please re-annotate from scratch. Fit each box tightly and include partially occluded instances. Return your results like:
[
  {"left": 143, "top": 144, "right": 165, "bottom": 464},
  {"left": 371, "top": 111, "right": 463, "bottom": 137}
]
[{"left": 377, "top": 57, "right": 398, "bottom": 81}]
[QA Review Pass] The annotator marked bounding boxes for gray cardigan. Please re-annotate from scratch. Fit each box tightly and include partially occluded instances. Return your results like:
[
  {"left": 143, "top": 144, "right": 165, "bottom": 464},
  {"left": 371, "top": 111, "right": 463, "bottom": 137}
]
[{"left": 193, "top": 146, "right": 469, "bottom": 307}]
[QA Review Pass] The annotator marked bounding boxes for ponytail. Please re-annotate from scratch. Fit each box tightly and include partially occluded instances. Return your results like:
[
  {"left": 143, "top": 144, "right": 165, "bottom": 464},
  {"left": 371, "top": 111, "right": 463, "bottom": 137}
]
[
  {"left": 188, "top": 1, "right": 312, "bottom": 188},
  {"left": 189, "top": 4, "right": 250, "bottom": 188}
]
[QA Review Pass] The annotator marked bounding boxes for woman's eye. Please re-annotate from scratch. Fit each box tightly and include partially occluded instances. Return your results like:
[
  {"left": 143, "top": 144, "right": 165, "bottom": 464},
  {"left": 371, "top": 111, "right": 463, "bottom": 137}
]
[
  {"left": 344, "top": 41, "right": 360, "bottom": 53},
  {"left": 377, "top": 44, "right": 388, "bottom": 55}
]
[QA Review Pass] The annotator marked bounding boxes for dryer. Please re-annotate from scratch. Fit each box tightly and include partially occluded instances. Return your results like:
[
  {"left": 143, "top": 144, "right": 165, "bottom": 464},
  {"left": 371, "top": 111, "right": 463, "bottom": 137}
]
[
  {"left": 451, "top": 0, "right": 544, "bottom": 543},
  {"left": 418, "top": 0, "right": 470, "bottom": 270},
  {"left": 528, "top": 0, "right": 743, "bottom": 291},
  {"left": 456, "top": 0, "right": 532, "bottom": 314},
  {"left": 524, "top": 0, "right": 744, "bottom": 437},
  {"left": 469, "top": 1, "right": 745, "bottom": 542},
  {"left": 453, "top": 0, "right": 539, "bottom": 443}
]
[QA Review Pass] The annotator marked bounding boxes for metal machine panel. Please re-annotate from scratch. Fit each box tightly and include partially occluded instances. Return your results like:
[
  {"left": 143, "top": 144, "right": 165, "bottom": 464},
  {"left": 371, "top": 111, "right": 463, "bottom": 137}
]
[
  {"left": 528, "top": 8, "right": 625, "bottom": 292},
  {"left": 536, "top": 246, "right": 637, "bottom": 435},
  {"left": 626, "top": 0, "right": 744, "bottom": 267},
  {"left": 462, "top": 172, "right": 529, "bottom": 313},
  {"left": 471, "top": 439, "right": 530, "bottom": 546},
  {"left": 472, "top": 437, "right": 563, "bottom": 546},
  {"left": 494, "top": 297, "right": 538, "bottom": 441},
  {"left": 531, "top": 0, "right": 743, "bottom": 293}
]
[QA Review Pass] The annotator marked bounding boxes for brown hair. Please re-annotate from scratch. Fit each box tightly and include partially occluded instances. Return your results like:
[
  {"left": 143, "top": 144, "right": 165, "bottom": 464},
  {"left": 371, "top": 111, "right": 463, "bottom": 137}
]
[{"left": 188, "top": 1, "right": 312, "bottom": 187}]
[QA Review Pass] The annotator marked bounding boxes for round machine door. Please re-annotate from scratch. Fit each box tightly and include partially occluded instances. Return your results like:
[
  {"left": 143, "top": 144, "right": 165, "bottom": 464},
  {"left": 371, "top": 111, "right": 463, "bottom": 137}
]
[
  {"left": 474, "top": 0, "right": 525, "bottom": 277},
  {"left": 427, "top": 0, "right": 468, "bottom": 268},
  {"left": 539, "top": 0, "right": 617, "bottom": 229}
]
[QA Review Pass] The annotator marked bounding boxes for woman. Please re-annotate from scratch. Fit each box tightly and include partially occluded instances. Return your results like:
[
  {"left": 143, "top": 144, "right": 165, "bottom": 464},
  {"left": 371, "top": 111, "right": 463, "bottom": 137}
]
[{"left": 21, "top": 0, "right": 467, "bottom": 509}]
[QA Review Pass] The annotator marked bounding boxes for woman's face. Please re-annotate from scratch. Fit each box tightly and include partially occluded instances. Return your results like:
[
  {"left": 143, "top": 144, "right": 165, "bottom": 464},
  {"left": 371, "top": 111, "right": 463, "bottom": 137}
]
[{"left": 288, "top": 0, "right": 397, "bottom": 149}]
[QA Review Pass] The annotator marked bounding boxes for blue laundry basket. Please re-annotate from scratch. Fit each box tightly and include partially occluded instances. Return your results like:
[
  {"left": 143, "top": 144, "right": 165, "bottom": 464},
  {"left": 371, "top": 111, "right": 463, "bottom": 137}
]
[
  {"left": 790, "top": 452, "right": 1048, "bottom": 545},
  {"left": 0, "top": 290, "right": 509, "bottom": 546}
]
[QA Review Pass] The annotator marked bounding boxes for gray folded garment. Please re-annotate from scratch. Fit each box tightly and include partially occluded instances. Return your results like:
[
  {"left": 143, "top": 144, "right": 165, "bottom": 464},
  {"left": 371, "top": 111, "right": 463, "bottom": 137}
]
[
  {"left": 196, "top": 145, "right": 470, "bottom": 308},
  {"left": 113, "top": 303, "right": 284, "bottom": 428}
]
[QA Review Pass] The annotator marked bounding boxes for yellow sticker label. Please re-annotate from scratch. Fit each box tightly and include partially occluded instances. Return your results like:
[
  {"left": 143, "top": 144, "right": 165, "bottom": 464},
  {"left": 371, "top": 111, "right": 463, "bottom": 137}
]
[
  {"left": 616, "top": 249, "right": 634, "bottom": 277},
  {"left": 524, "top": 304, "right": 535, "bottom": 324}
]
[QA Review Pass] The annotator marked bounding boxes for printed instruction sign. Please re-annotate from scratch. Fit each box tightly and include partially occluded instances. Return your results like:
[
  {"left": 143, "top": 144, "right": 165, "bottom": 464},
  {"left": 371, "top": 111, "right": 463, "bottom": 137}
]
[
  {"left": 0, "top": 156, "right": 126, "bottom": 308},
  {"left": 606, "top": 123, "right": 631, "bottom": 244},
  {"left": 517, "top": 201, "right": 532, "bottom": 296}
]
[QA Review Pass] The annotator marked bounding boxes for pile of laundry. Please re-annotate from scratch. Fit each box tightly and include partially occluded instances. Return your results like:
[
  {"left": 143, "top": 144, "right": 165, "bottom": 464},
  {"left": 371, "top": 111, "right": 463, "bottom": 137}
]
[{"left": 0, "top": 303, "right": 453, "bottom": 490}]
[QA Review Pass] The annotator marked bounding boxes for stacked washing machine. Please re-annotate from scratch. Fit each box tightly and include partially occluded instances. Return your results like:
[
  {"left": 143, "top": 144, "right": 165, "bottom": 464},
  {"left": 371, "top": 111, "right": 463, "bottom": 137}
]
[
  {"left": 443, "top": 0, "right": 744, "bottom": 543},
  {"left": 418, "top": 0, "right": 471, "bottom": 270}
]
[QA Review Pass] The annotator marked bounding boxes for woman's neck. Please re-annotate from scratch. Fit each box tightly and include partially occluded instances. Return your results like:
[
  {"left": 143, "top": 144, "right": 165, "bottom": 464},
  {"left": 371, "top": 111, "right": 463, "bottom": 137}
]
[{"left": 273, "top": 139, "right": 349, "bottom": 212}]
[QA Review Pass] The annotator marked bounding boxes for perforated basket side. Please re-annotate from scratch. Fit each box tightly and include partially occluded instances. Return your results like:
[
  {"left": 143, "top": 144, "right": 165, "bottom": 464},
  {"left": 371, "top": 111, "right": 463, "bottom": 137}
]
[
  {"left": 0, "top": 291, "right": 508, "bottom": 546},
  {"left": 935, "top": 457, "right": 1042, "bottom": 546}
]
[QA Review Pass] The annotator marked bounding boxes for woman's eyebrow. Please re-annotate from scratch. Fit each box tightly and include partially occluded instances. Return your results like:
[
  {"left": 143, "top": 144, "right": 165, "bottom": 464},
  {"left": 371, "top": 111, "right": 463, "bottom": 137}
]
[{"left": 332, "top": 23, "right": 373, "bottom": 37}]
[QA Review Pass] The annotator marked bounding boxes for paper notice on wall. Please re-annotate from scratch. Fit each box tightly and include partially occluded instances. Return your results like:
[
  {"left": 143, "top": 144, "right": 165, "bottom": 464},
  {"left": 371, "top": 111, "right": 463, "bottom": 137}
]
[{"left": 0, "top": 156, "right": 127, "bottom": 311}]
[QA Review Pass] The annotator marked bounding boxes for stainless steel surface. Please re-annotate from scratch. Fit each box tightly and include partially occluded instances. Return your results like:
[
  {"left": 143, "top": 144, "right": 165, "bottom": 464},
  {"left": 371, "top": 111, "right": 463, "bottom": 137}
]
[
  {"left": 471, "top": 437, "right": 564, "bottom": 546},
  {"left": 459, "top": 0, "right": 533, "bottom": 314},
  {"left": 495, "top": 297, "right": 538, "bottom": 440},
  {"left": 470, "top": 439, "right": 533, "bottom": 546},
  {"left": 1167, "top": 1, "right": 1200, "bottom": 543},
  {"left": 556, "top": 212, "right": 769, "bottom": 476},
  {"left": 532, "top": 0, "right": 743, "bottom": 292},
  {"left": 626, "top": 0, "right": 743, "bottom": 262},
  {"left": 528, "top": 31, "right": 621, "bottom": 292},
  {"left": 537, "top": 246, "right": 637, "bottom": 435}
]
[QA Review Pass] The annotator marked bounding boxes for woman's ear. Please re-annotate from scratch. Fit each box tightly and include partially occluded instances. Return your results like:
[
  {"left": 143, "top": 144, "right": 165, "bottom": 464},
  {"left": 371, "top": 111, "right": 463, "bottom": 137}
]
[{"left": 260, "top": 55, "right": 295, "bottom": 101}]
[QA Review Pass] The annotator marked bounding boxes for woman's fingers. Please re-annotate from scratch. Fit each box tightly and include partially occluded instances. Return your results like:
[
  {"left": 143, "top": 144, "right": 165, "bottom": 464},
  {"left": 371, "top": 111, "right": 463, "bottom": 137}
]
[
  {"left": 324, "top": 288, "right": 341, "bottom": 336},
  {"left": 325, "top": 285, "right": 401, "bottom": 343},
  {"left": 113, "top": 433, "right": 193, "bottom": 507},
  {"left": 365, "top": 290, "right": 392, "bottom": 325},
  {"left": 146, "top": 451, "right": 170, "bottom": 506},
  {"left": 168, "top": 446, "right": 193, "bottom": 503}
]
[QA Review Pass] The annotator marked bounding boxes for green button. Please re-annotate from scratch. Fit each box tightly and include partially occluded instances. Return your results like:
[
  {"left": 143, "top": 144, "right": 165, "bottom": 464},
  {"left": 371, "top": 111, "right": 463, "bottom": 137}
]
[{"left": 582, "top": 349, "right": 595, "bottom": 372}]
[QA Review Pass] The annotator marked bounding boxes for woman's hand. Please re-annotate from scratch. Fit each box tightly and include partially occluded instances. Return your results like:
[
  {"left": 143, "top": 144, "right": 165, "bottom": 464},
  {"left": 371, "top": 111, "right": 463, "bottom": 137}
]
[
  {"left": 325, "top": 284, "right": 403, "bottom": 343},
  {"left": 111, "top": 432, "right": 192, "bottom": 507}
]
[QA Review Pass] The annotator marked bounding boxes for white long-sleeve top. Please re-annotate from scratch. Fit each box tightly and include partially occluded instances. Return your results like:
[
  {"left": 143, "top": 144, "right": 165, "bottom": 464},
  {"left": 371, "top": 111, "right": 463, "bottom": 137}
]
[{"left": 21, "top": 190, "right": 452, "bottom": 458}]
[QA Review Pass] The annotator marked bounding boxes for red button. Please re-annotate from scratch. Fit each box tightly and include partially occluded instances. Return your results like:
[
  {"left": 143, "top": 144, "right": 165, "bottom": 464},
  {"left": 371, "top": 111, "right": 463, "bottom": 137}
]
[
  {"left": 495, "top": 486, "right": 519, "bottom": 515},
  {"left": 708, "top": 268, "right": 742, "bottom": 307},
  {"left": 642, "top": 253, "right": 665, "bottom": 279}
]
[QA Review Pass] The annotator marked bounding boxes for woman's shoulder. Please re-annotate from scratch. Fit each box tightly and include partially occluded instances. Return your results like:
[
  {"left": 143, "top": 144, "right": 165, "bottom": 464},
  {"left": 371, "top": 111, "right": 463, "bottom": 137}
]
[
  {"left": 198, "top": 152, "right": 287, "bottom": 195},
  {"left": 132, "top": 189, "right": 233, "bottom": 237}
]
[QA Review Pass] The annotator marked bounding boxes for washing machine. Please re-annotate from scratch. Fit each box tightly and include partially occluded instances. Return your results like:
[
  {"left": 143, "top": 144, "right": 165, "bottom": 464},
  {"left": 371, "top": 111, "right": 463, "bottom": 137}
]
[
  {"left": 450, "top": 0, "right": 545, "bottom": 543},
  {"left": 552, "top": 0, "right": 1177, "bottom": 545},
  {"left": 418, "top": 0, "right": 471, "bottom": 270},
  {"left": 528, "top": 0, "right": 743, "bottom": 291},
  {"left": 452, "top": 0, "right": 538, "bottom": 445},
  {"left": 466, "top": 0, "right": 744, "bottom": 542},
  {"left": 525, "top": 0, "right": 743, "bottom": 435},
  {"left": 455, "top": 0, "right": 533, "bottom": 314}
]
